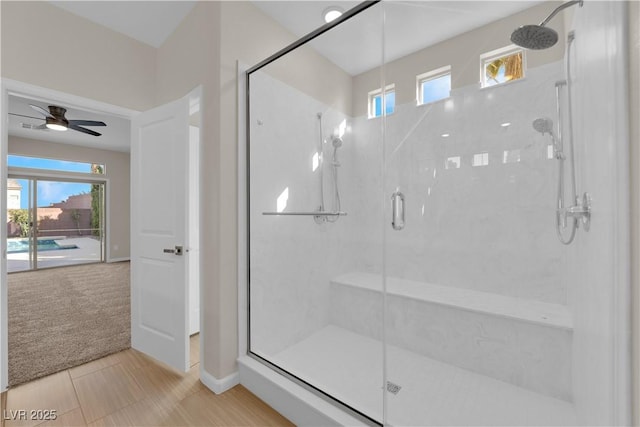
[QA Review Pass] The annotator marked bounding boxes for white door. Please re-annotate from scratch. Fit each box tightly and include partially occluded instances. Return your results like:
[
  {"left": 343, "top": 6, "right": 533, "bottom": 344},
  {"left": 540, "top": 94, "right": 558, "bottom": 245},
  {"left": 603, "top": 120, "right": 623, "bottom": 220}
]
[{"left": 131, "top": 96, "right": 190, "bottom": 372}]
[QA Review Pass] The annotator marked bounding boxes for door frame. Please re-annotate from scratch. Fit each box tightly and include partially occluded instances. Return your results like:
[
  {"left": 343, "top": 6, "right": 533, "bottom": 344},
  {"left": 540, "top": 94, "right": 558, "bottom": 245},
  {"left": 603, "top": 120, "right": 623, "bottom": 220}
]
[{"left": 0, "top": 79, "right": 138, "bottom": 391}]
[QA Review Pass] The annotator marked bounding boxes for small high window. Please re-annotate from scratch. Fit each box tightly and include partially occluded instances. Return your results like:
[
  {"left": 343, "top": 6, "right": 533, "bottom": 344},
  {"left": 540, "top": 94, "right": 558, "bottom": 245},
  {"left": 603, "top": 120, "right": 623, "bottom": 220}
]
[
  {"left": 368, "top": 85, "right": 395, "bottom": 118},
  {"left": 481, "top": 46, "right": 525, "bottom": 88},
  {"left": 417, "top": 66, "right": 451, "bottom": 105},
  {"left": 8, "top": 155, "right": 105, "bottom": 175}
]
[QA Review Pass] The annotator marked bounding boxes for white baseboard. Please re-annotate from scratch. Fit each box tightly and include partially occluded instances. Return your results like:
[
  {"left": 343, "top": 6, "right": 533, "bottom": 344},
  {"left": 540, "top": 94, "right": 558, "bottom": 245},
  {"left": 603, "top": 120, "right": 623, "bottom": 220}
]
[
  {"left": 200, "top": 367, "right": 240, "bottom": 394},
  {"left": 108, "top": 257, "right": 130, "bottom": 263}
]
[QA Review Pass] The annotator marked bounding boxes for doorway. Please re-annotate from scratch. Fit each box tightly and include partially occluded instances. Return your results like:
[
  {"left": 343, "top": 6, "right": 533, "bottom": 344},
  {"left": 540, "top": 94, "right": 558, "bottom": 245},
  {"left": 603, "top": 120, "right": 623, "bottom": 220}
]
[{"left": 1, "top": 80, "right": 203, "bottom": 392}]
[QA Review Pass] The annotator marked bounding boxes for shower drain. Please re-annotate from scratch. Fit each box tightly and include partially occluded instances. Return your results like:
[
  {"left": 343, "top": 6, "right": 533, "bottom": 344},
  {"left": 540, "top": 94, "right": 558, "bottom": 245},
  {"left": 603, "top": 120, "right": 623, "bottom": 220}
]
[{"left": 386, "top": 381, "right": 402, "bottom": 395}]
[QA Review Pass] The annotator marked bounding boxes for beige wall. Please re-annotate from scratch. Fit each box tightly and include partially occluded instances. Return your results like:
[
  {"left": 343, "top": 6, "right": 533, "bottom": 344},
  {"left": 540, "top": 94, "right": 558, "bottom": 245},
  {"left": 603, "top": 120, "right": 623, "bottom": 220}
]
[
  {"left": 156, "top": 0, "right": 225, "bottom": 380},
  {"left": 352, "top": 2, "right": 566, "bottom": 117},
  {"left": 8, "top": 136, "right": 130, "bottom": 261},
  {"left": 156, "top": 0, "right": 352, "bottom": 380},
  {"left": 1, "top": 1, "right": 156, "bottom": 111},
  {"left": 630, "top": 1, "right": 639, "bottom": 424},
  {"left": 245, "top": 16, "right": 354, "bottom": 116}
]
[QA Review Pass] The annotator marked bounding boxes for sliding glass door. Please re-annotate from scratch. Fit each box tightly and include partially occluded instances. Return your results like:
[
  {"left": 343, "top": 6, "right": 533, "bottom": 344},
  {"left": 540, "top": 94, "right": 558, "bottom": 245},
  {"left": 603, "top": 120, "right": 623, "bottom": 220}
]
[
  {"left": 7, "top": 176, "right": 105, "bottom": 272},
  {"left": 6, "top": 178, "right": 33, "bottom": 273}
]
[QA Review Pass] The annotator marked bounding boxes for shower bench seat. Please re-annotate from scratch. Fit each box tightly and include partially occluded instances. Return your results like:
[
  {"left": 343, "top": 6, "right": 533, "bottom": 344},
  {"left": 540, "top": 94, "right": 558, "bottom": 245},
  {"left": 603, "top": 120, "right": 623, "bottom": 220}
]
[
  {"left": 329, "top": 272, "right": 573, "bottom": 401},
  {"left": 330, "top": 272, "right": 572, "bottom": 330}
]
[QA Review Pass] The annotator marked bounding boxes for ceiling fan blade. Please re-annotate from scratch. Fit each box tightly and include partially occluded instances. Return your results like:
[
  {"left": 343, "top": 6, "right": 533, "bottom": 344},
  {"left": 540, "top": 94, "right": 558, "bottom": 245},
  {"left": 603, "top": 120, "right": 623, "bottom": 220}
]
[
  {"left": 30, "top": 104, "right": 54, "bottom": 118},
  {"left": 8, "top": 112, "right": 44, "bottom": 121},
  {"left": 68, "top": 120, "right": 107, "bottom": 127},
  {"left": 69, "top": 124, "right": 101, "bottom": 137}
]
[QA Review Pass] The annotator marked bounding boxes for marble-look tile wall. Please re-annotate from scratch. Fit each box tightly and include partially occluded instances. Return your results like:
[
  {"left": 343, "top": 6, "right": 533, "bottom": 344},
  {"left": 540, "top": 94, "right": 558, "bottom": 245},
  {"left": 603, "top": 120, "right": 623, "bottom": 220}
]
[
  {"left": 249, "top": 70, "right": 361, "bottom": 356},
  {"left": 352, "top": 61, "right": 567, "bottom": 304},
  {"left": 250, "top": 60, "right": 569, "bottom": 356}
]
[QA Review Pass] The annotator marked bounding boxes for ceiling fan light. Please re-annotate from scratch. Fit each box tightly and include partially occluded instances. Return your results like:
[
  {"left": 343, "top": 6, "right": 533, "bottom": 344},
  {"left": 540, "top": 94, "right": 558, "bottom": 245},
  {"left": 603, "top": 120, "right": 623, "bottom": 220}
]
[
  {"left": 45, "top": 116, "right": 68, "bottom": 131},
  {"left": 46, "top": 123, "right": 67, "bottom": 131}
]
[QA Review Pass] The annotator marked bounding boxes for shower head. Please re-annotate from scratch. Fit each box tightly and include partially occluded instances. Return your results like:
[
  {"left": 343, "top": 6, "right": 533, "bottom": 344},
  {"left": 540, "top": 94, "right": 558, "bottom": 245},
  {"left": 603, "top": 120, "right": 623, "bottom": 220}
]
[
  {"left": 511, "top": 25, "right": 558, "bottom": 50},
  {"left": 510, "top": 0, "right": 582, "bottom": 50},
  {"left": 331, "top": 135, "right": 343, "bottom": 148},
  {"left": 533, "top": 117, "right": 554, "bottom": 135}
]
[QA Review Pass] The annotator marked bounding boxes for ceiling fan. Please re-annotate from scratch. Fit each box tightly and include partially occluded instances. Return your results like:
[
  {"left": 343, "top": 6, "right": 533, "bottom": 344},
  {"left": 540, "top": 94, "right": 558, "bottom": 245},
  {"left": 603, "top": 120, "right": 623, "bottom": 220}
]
[{"left": 10, "top": 104, "right": 107, "bottom": 136}]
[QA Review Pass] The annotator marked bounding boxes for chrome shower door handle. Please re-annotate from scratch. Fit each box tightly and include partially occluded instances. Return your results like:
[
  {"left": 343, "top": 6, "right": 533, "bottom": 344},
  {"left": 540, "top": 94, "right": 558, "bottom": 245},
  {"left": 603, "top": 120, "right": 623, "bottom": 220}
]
[{"left": 392, "top": 190, "right": 405, "bottom": 231}]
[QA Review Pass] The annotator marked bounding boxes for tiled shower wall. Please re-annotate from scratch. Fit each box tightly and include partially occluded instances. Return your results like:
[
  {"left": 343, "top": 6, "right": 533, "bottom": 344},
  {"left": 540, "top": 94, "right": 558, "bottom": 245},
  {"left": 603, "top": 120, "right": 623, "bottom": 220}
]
[
  {"left": 250, "top": 58, "right": 567, "bottom": 356},
  {"left": 352, "top": 60, "right": 566, "bottom": 304}
]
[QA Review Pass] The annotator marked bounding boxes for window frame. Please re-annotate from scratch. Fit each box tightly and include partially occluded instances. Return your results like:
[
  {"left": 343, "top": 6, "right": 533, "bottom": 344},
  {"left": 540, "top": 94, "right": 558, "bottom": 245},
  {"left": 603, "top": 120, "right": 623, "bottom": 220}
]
[
  {"left": 368, "top": 84, "right": 395, "bottom": 119},
  {"left": 7, "top": 154, "right": 106, "bottom": 175},
  {"left": 480, "top": 45, "right": 526, "bottom": 88},
  {"left": 416, "top": 65, "right": 452, "bottom": 106}
]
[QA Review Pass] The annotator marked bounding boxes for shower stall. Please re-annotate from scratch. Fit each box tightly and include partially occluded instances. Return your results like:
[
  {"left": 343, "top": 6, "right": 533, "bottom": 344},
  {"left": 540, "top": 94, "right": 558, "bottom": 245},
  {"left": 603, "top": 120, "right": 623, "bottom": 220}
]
[{"left": 240, "top": 1, "right": 631, "bottom": 425}]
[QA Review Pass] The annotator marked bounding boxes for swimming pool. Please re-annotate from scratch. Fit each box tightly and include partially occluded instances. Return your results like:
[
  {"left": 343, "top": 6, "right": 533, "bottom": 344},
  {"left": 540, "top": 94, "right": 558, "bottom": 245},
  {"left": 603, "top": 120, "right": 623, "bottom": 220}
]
[{"left": 7, "top": 239, "right": 78, "bottom": 254}]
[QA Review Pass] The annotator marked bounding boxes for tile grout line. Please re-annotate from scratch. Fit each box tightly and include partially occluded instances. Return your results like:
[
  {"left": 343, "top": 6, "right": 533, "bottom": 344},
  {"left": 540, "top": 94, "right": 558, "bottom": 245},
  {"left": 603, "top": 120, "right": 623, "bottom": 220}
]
[
  {"left": 73, "top": 353, "right": 149, "bottom": 426},
  {"left": 67, "top": 369, "right": 89, "bottom": 426},
  {"left": 68, "top": 352, "right": 126, "bottom": 381}
]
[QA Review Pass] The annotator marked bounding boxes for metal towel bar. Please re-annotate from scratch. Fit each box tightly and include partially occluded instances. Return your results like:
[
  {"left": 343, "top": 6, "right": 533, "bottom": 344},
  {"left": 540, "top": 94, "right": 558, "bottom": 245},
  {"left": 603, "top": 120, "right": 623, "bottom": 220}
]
[{"left": 262, "top": 211, "right": 347, "bottom": 216}]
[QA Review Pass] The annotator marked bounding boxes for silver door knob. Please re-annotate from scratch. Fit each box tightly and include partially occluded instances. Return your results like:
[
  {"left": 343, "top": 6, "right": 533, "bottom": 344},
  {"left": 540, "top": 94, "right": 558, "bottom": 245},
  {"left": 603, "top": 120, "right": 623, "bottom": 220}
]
[{"left": 163, "top": 245, "right": 183, "bottom": 255}]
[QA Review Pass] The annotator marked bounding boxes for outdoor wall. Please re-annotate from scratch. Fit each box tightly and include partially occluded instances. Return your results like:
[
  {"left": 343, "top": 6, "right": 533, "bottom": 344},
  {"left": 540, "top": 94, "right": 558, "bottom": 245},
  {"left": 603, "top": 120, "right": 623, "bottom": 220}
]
[
  {"left": 33, "top": 208, "right": 91, "bottom": 237},
  {"left": 8, "top": 136, "right": 130, "bottom": 261},
  {"left": 0, "top": 1, "right": 156, "bottom": 112}
]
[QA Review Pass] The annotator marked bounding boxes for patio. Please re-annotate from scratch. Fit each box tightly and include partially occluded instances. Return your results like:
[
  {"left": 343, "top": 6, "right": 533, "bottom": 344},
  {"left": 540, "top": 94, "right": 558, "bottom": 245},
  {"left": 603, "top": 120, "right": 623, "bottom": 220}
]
[{"left": 8, "top": 236, "right": 103, "bottom": 272}]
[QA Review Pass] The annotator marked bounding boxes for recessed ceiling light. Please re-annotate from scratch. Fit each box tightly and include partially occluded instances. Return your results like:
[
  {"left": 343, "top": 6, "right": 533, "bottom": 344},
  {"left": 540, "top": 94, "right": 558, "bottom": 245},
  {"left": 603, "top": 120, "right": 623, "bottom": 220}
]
[
  {"left": 441, "top": 133, "right": 450, "bottom": 138},
  {"left": 323, "top": 6, "right": 343, "bottom": 23},
  {"left": 501, "top": 122, "right": 511, "bottom": 127}
]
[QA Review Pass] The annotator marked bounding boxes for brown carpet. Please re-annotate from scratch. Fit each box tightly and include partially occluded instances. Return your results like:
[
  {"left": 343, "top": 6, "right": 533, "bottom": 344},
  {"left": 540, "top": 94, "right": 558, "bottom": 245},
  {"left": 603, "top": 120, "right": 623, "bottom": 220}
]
[{"left": 8, "top": 262, "right": 130, "bottom": 386}]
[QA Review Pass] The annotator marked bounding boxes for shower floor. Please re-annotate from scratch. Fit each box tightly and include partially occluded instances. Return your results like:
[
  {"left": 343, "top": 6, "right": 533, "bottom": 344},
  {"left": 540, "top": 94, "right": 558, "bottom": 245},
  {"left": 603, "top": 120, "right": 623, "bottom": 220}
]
[{"left": 272, "top": 325, "right": 578, "bottom": 426}]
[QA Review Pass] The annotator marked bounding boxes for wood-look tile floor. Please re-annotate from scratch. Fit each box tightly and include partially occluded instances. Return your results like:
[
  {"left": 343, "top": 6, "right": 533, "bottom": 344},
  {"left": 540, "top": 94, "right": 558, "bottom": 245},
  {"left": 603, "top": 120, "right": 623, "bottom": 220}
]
[{"left": 4, "top": 335, "right": 293, "bottom": 427}]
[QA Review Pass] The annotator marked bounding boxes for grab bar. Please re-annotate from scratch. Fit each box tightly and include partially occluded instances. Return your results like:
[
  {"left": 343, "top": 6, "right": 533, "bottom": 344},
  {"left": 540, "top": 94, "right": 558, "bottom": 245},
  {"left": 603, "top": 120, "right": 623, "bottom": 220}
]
[{"left": 262, "top": 211, "right": 347, "bottom": 216}]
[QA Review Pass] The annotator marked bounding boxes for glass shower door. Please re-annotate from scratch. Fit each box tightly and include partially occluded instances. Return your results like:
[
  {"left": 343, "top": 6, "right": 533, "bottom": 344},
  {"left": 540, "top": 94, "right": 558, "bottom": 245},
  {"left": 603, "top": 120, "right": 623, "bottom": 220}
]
[
  {"left": 247, "top": 3, "right": 386, "bottom": 423},
  {"left": 381, "top": 1, "right": 579, "bottom": 425}
]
